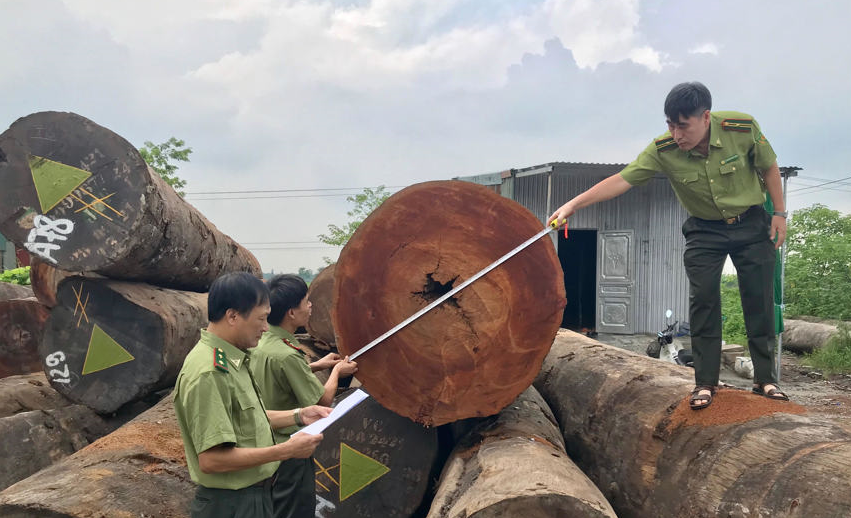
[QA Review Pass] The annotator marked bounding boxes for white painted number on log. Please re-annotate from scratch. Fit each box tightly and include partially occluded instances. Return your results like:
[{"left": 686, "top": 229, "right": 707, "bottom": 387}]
[
  {"left": 45, "top": 351, "right": 71, "bottom": 384},
  {"left": 24, "top": 215, "right": 75, "bottom": 264}
]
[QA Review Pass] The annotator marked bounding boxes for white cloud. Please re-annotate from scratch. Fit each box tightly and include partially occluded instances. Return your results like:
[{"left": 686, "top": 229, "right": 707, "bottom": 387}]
[{"left": 689, "top": 42, "right": 719, "bottom": 55}]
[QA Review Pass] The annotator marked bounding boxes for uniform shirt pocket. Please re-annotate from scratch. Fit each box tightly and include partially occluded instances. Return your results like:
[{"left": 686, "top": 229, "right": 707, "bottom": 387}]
[
  {"left": 233, "top": 389, "right": 262, "bottom": 443},
  {"left": 670, "top": 170, "right": 700, "bottom": 184}
]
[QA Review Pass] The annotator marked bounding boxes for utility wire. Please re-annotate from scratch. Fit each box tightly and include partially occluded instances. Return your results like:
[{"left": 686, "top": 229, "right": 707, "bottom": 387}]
[
  {"left": 185, "top": 185, "right": 405, "bottom": 196},
  {"left": 788, "top": 175, "right": 851, "bottom": 195}
]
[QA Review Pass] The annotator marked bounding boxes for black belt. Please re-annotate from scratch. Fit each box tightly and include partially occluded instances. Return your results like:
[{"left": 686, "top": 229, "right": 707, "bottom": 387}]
[
  {"left": 699, "top": 205, "right": 760, "bottom": 225},
  {"left": 250, "top": 473, "right": 277, "bottom": 488}
]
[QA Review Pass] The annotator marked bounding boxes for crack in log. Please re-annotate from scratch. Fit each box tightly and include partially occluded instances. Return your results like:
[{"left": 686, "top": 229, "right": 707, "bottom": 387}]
[{"left": 412, "top": 273, "right": 460, "bottom": 309}]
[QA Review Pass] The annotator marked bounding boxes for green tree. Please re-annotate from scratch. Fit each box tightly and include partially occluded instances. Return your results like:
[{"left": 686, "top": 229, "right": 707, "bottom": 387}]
[
  {"left": 318, "top": 186, "right": 392, "bottom": 246},
  {"left": 720, "top": 274, "right": 747, "bottom": 346},
  {"left": 785, "top": 204, "right": 851, "bottom": 320},
  {"left": 138, "top": 138, "right": 193, "bottom": 196},
  {"left": 298, "top": 267, "right": 317, "bottom": 284}
]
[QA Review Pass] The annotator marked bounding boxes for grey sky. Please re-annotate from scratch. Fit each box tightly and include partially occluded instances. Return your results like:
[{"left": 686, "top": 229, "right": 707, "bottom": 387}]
[{"left": 2, "top": 0, "right": 848, "bottom": 274}]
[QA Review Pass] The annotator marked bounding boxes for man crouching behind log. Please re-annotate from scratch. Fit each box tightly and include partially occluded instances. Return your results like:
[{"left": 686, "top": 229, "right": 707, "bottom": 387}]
[{"left": 173, "top": 272, "right": 332, "bottom": 518}]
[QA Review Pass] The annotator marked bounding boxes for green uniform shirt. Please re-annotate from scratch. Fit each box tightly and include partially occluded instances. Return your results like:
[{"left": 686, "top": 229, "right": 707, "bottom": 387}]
[
  {"left": 173, "top": 329, "right": 279, "bottom": 490},
  {"left": 620, "top": 111, "right": 777, "bottom": 220},
  {"left": 249, "top": 326, "right": 325, "bottom": 443}
]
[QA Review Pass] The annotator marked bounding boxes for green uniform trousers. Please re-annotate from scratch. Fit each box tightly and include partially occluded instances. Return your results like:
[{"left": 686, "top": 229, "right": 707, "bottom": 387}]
[
  {"left": 271, "top": 457, "right": 316, "bottom": 518},
  {"left": 682, "top": 205, "right": 777, "bottom": 387},
  {"left": 190, "top": 480, "right": 273, "bottom": 518}
]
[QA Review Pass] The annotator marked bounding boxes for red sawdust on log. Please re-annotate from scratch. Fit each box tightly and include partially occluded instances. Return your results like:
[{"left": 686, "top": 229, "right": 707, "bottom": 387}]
[
  {"left": 666, "top": 388, "right": 806, "bottom": 431},
  {"left": 82, "top": 421, "right": 186, "bottom": 466}
]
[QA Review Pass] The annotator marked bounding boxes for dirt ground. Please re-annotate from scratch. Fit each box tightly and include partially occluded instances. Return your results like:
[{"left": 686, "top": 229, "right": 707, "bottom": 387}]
[{"left": 595, "top": 332, "right": 851, "bottom": 425}]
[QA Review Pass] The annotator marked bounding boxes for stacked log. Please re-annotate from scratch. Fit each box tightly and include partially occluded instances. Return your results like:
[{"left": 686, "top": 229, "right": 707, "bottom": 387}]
[
  {"left": 334, "top": 180, "right": 565, "bottom": 426},
  {"left": 312, "top": 389, "right": 440, "bottom": 518},
  {"left": 307, "top": 263, "right": 337, "bottom": 348},
  {"left": 0, "top": 405, "right": 119, "bottom": 491},
  {"left": 0, "top": 111, "right": 260, "bottom": 291},
  {"left": 534, "top": 330, "right": 851, "bottom": 518},
  {"left": 427, "top": 387, "right": 617, "bottom": 518},
  {"left": 0, "top": 297, "right": 49, "bottom": 377},
  {"left": 40, "top": 277, "right": 207, "bottom": 413},
  {"left": 0, "top": 282, "right": 32, "bottom": 300},
  {"left": 29, "top": 257, "right": 75, "bottom": 307},
  {"left": 0, "top": 394, "right": 193, "bottom": 518},
  {"left": 0, "top": 372, "right": 72, "bottom": 417}
]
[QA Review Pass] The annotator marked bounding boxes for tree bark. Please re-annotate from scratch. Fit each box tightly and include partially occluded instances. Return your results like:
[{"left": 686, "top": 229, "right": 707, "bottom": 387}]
[
  {"left": 427, "top": 386, "right": 617, "bottom": 518},
  {"left": 307, "top": 263, "right": 337, "bottom": 348},
  {"left": 0, "top": 297, "right": 49, "bottom": 378},
  {"left": 534, "top": 330, "right": 851, "bottom": 518},
  {"left": 313, "top": 389, "right": 440, "bottom": 518},
  {"left": 41, "top": 277, "right": 207, "bottom": 413},
  {"left": 0, "top": 111, "right": 260, "bottom": 291},
  {"left": 0, "top": 405, "right": 119, "bottom": 491},
  {"left": 0, "top": 394, "right": 193, "bottom": 518},
  {"left": 334, "top": 180, "right": 565, "bottom": 426},
  {"left": 0, "top": 372, "right": 72, "bottom": 417},
  {"left": 0, "top": 282, "right": 32, "bottom": 301},
  {"left": 28, "top": 257, "right": 75, "bottom": 307},
  {"left": 781, "top": 319, "right": 839, "bottom": 353}
]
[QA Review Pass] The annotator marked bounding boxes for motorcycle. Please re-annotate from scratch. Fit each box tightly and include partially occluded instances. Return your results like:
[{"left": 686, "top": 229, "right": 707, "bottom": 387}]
[{"left": 646, "top": 309, "right": 693, "bottom": 367}]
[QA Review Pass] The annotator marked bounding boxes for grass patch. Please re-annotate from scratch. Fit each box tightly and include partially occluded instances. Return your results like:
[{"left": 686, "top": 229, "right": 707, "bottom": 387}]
[{"left": 805, "top": 324, "right": 851, "bottom": 374}]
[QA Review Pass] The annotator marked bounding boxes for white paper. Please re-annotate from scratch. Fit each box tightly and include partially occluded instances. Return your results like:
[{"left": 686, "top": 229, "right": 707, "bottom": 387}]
[{"left": 293, "top": 389, "right": 369, "bottom": 436}]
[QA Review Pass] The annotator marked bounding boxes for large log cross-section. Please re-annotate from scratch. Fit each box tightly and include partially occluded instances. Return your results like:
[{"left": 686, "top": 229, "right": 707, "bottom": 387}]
[{"left": 334, "top": 181, "right": 566, "bottom": 426}]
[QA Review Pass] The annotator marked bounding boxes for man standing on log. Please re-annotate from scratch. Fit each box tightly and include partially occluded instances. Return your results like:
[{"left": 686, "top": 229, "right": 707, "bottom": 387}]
[
  {"left": 548, "top": 82, "right": 789, "bottom": 410},
  {"left": 249, "top": 274, "right": 358, "bottom": 518},
  {"left": 174, "top": 272, "right": 332, "bottom": 518}
]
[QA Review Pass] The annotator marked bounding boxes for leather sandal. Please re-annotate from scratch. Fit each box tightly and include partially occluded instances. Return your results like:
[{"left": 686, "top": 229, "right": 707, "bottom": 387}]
[
  {"left": 689, "top": 386, "right": 716, "bottom": 410},
  {"left": 752, "top": 383, "right": 789, "bottom": 401}
]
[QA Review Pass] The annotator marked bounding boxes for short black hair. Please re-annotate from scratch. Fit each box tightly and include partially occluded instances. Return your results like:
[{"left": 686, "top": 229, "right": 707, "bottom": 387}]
[
  {"left": 267, "top": 274, "right": 309, "bottom": 326},
  {"left": 664, "top": 82, "right": 712, "bottom": 122},
  {"left": 208, "top": 272, "right": 270, "bottom": 322}
]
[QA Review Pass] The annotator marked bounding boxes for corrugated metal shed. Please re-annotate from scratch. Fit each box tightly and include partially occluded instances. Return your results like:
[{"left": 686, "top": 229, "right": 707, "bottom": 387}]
[{"left": 455, "top": 162, "right": 690, "bottom": 335}]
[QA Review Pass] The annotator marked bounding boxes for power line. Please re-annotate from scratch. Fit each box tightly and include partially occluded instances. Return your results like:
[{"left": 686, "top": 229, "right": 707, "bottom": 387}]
[
  {"left": 185, "top": 185, "right": 405, "bottom": 196},
  {"left": 788, "top": 175, "right": 851, "bottom": 195}
]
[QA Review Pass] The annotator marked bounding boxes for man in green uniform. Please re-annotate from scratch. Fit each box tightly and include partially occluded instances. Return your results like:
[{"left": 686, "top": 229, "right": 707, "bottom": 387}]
[
  {"left": 173, "top": 272, "right": 333, "bottom": 518},
  {"left": 250, "top": 274, "right": 358, "bottom": 518},
  {"left": 548, "top": 82, "right": 790, "bottom": 409}
]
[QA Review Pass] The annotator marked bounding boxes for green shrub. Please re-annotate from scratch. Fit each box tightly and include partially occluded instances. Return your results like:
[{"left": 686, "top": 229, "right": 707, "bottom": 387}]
[
  {"left": 805, "top": 324, "right": 851, "bottom": 374},
  {"left": 0, "top": 266, "right": 31, "bottom": 286},
  {"left": 720, "top": 274, "right": 748, "bottom": 347}
]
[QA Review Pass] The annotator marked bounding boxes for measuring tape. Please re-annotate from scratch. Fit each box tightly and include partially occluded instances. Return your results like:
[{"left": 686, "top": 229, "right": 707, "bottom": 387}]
[{"left": 348, "top": 219, "right": 567, "bottom": 361}]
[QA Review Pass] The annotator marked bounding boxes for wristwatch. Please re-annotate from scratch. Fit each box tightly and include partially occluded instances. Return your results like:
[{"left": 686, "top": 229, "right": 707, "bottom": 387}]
[{"left": 773, "top": 211, "right": 788, "bottom": 218}]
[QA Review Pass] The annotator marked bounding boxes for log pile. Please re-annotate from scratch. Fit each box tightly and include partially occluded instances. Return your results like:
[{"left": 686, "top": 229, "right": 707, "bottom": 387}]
[
  {"left": 782, "top": 318, "right": 840, "bottom": 353},
  {"left": 0, "top": 394, "right": 192, "bottom": 518},
  {"left": 0, "top": 297, "right": 49, "bottom": 377},
  {"left": 40, "top": 278, "right": 208, "bottom": 413},
  {"left": 0, "top": 111, "right": 261, "bottom": 291},
  {"left": 307, "top": 263, "right": 337, "bottom": 348},
  {"left": 534, "top": 330, "right": 851, "bottom": 518},
  {"left": 428, "top": 387, "right": 617, "bottom": 518},
  {"left": 334, "top": 180, "right": 565, "bottom": 426}
]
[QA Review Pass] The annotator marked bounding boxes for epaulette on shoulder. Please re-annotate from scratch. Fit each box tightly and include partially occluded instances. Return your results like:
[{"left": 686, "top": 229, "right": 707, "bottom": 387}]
[
  {"left": 655, "top": 136, "right": 678, "bottom": 153},
  {"left": 213, "top": 347, "right": 229, "bottom": 373},
  {"left": 721, "top": 118, "right": 753, "bottom": 132}
]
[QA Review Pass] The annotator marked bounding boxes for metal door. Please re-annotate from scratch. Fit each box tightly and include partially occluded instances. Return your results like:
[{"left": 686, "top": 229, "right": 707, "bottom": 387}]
[{"left": 597, "top": 230, "right": 634, "bottom": 334}]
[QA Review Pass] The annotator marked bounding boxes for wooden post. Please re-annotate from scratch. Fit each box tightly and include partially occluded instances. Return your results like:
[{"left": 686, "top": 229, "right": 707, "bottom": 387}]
[
  {"left": 427, "top": 387, "right": 617, "bottom": 518},
  {"left": 534, "top": 330, "right": 851, "bottom": 518},
  {"left": 41, "top": 277, "right": 207, "bottom": 413},
  {"left": 333, "top": 181, "right": 565, "bottom": 426},
  {"left": 0, "top": 111, "right": 260, "bottom": 291}
]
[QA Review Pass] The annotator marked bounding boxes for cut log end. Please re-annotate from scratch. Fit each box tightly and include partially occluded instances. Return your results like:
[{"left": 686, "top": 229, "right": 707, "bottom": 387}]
[{"left": 334, "top": 181, "right": 565, "bottom": 426}]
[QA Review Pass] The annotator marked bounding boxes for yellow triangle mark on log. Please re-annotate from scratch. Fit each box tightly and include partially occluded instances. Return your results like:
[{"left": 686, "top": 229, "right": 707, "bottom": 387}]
[
  {"left": 82, "top": 324, "right": 135, "bottom": 375},
  {"left": 339, "top": 442, "right": 390, "bottom": 502},
  {"left": 28, "top": 155, "right": 92, "bottom": 213}
]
